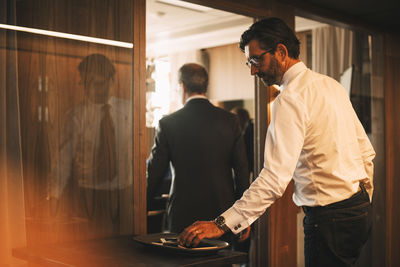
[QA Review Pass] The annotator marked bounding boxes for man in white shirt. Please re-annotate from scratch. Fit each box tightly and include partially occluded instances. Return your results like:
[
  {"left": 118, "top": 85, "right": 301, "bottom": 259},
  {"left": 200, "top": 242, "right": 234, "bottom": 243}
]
[{"left": 178, "top": 18, "right": 375, "bottom": 267}]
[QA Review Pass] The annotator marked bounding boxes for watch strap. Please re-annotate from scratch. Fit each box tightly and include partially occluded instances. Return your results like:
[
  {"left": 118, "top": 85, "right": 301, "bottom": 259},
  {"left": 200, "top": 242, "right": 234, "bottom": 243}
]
[{"left": 214, "top": 215, "right": 230, "bottom": 233}]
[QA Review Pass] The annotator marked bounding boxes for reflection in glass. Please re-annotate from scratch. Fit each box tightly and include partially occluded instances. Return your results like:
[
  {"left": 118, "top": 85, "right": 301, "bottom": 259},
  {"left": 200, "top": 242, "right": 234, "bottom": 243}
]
[
  {"left": 49, "top": 54, "right": 133, "bottom": 240},
  {"left": 5, "top": 0, "right": 135, "bottom": 247}
]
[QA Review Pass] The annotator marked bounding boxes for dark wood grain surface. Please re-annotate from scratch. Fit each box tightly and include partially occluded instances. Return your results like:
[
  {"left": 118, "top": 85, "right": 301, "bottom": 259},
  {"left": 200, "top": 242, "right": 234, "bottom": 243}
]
[{"left": 13, "top": 235, "right": 248, "bottom": 267}]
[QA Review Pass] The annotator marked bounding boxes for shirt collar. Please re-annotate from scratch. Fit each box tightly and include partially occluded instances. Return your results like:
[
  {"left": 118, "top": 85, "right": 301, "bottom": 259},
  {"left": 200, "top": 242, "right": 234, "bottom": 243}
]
[
  {"left": 280, "top": 61, "right": 307, "bottom": 92},
  {"left": 185, "top": 94, "right": 207, "bottom": 104}
]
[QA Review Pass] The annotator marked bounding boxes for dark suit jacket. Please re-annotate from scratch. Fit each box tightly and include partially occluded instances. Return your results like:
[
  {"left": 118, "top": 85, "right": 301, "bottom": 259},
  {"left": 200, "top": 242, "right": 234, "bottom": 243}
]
[{"left": 147, "top": 98, "right": 250, "bottom": 233}]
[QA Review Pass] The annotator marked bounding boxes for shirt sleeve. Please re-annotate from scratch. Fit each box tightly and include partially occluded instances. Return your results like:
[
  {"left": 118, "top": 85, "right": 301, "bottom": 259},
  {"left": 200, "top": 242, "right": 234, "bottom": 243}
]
[{"left": 222, "top": 94, "right": 307, "bottom": 234}]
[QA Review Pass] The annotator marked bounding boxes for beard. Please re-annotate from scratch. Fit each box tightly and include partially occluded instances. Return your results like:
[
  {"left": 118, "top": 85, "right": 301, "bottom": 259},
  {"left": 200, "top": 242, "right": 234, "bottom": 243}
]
[{"left": 257, "top": 56, "right": 284, "bottom": 86}]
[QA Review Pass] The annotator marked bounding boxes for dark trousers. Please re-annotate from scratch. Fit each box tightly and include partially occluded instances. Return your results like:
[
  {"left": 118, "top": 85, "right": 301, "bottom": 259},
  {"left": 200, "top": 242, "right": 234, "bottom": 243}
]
[{"left": 303, "top": 183, "right": 371, "bottom": 267}]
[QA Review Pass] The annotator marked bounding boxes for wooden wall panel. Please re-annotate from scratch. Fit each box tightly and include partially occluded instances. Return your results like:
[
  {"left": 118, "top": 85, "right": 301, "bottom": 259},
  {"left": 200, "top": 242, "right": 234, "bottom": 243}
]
[
  {"left": 366, "top": 34, "right": 386, "bottom": 267},
  {"left": 253, "top": 78, "right": 269, "bottom": 267},
  {"left": 384, "top": 33, "right": 400, "bottom": 267},
  {"left": 133, "top": 0, "right": 147, "bottom": 235},
  {"left": 14, "top": 0, "right": 138, "bottom": 245},
  {"left": 16, "top": 42, "right": 134, "bottom": 244},
  {"left": 266, "top": 85, "right": 297, "bottom": 267}
]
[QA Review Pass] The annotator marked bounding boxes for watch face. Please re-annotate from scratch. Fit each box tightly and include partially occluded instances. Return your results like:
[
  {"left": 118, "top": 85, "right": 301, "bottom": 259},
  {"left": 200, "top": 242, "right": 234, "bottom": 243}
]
[{"left": 216, "top": 216, "right": 225, "bottom": 226}]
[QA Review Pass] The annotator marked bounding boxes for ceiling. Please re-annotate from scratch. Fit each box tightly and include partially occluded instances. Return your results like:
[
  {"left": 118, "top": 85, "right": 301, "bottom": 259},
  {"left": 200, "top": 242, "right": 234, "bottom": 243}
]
[
  {"left": 146, "top": 0, "right": 326, "bottom": 58},
  {"left": 284, "top": 0, "right": 399, "bottom": 34},
  {"left": 147, "top": 0, "right": 399, "bottom": 58},
  {"left": 146, "top": 0, "right": 252, "bottom": 58}
]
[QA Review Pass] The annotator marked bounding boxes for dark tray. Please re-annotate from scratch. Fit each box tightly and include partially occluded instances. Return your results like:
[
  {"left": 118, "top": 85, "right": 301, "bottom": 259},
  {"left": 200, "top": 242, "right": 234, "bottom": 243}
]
[{"left": 133, "top": 232, "right": 229, "bottom": 255}]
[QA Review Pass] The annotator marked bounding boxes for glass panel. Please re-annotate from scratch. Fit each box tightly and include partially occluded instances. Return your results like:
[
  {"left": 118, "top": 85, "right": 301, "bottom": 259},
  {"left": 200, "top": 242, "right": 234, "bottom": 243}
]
[{"left": 12, "top": 0, "right": 134, "bottom": 245}]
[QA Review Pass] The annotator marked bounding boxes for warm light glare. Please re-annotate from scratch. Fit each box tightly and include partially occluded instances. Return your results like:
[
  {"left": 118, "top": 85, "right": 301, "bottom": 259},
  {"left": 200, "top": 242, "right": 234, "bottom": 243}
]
[
  {"left": 0, "top": 23, "right": 133, "bottom": 48},
  {"left": 151, "top": 60, "right": 172, "bottom": 127}
]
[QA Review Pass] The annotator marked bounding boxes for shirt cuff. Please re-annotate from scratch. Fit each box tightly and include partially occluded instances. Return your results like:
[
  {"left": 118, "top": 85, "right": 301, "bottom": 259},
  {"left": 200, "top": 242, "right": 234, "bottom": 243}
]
[{"left": 221, "top": 206, "right": 251, "bottom": 234}]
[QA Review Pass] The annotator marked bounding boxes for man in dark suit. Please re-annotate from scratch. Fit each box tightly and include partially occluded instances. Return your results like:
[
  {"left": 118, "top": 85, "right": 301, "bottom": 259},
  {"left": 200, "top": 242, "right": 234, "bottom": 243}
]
[{"left": 147, "top": 63, "right": 250, "bottom": 237}]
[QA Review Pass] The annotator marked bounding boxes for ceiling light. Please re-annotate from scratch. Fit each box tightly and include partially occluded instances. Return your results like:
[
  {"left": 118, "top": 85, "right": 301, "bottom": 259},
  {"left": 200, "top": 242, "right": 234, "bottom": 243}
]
[{"left": 0, "top": 23, "right": 133, "bottom": 48}]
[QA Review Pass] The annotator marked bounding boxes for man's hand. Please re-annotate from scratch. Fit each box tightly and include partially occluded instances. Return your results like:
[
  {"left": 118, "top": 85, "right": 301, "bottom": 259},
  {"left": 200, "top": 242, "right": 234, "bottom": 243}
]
[
  {"left": 178, "top": 221, "right": 225, "bottom": 247},
  {"left": 238, "top": 226, "right": 251, "bottom": 242}
]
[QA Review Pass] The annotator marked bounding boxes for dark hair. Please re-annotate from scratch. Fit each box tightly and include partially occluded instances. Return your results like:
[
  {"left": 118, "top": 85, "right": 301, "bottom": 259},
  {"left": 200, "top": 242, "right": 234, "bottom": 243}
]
[
  {"left": 178, "top": 63, "right": 208, "bottom": 94},
  {"left": 78, "top": 53, "right": 116, "bottom": 80},
  {"left": 239, "top": 17, "right": 300, "bottom": 59}
]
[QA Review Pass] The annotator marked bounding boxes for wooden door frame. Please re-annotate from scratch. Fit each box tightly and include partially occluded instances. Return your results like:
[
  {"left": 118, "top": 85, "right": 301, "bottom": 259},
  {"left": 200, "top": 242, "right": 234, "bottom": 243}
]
[
  {"left": 133, "top": 0, "right": 147, "bottom": 235},
  {"left": 384, "top": 33, "right": 400, "bottom": 267}
]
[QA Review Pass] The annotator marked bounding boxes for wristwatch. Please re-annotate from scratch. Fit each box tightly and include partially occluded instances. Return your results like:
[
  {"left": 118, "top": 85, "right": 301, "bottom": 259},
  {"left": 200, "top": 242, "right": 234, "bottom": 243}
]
[{"left": 214, "top": 215, "right": 230, "bottom": 233}]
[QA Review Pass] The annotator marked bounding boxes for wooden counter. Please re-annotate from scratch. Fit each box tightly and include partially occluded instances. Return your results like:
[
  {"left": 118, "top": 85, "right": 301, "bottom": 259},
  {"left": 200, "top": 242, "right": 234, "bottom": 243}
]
[{"left": 12, "top": 235, "right": 248, "bottom": 266}]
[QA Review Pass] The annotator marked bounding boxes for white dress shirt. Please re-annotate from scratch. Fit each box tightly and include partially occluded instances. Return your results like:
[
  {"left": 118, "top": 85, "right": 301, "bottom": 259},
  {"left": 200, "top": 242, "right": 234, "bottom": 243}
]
[
  {"left": 185, "top": 94, "right": 207, "bottom": 104},
  {"left": 222, "top": 62, "right": 375, "bottom": 234}
]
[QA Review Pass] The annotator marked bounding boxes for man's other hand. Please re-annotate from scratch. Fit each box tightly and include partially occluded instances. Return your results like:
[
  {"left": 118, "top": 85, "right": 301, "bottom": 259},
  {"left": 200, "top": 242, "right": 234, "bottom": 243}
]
[{"left": 238, "top": 226, "right": 251, "bottom": 242}]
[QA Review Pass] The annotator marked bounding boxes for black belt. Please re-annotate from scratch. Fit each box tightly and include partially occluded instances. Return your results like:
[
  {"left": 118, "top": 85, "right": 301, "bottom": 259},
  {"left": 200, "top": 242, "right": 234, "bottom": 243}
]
[
  {"left": 302, "top": 182, "right": 367, "bottom": 214},
  {"left": 302, "top": 205, "right": 315, "bottom": 213}
]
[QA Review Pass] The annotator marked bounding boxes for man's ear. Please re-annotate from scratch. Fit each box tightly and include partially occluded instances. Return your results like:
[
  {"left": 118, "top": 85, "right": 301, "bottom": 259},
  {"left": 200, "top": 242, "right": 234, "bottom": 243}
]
[
  {"left": 180, "top": 82, "right": 187, "bottom": 92},
  {"left": 275, "top": 43, "right": 288, "bottom": 67},
  {"left": 180, "top": 82, "right": 189, "bottom": 103}
]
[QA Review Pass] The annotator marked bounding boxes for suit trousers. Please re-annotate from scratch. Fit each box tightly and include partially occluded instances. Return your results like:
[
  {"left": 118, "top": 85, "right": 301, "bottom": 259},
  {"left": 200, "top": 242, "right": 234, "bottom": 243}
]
[{"left": 302, "top": 183, "right": 371, "bottom": 267}]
